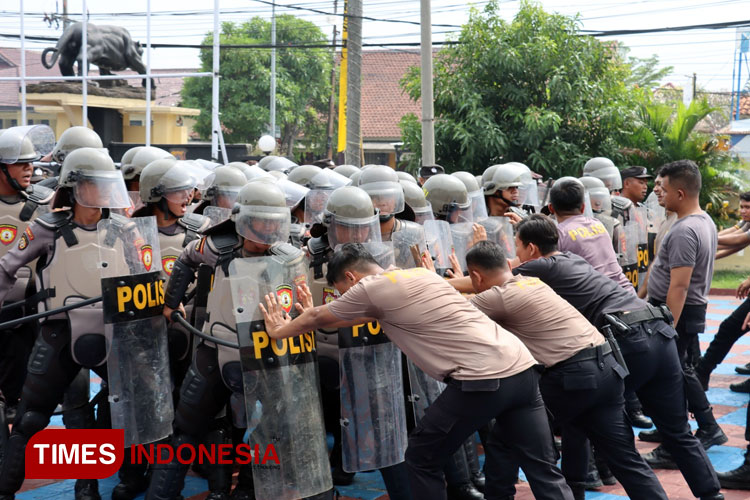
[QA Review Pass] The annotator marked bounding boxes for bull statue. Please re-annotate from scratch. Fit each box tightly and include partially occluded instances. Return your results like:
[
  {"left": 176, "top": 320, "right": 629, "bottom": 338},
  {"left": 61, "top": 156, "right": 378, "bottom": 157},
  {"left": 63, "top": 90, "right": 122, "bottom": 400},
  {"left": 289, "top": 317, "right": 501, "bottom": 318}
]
[{"left": 42, "top": 22, "right": 154, "bottom": 89}]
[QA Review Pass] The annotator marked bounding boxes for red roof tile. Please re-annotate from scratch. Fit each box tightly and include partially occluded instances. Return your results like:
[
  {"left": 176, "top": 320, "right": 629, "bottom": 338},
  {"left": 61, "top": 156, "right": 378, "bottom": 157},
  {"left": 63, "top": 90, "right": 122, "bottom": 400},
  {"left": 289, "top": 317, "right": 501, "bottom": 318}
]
[{"left": 360, "top": 50, "right": 422, "bottom": 140}]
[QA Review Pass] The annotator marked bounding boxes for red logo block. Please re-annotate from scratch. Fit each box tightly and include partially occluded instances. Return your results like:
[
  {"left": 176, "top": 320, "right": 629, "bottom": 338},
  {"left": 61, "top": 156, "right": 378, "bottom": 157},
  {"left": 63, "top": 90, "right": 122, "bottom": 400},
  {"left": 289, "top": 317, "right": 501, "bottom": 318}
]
[{"left": 26, "top": 429, "right": 124, "bottom": 479}]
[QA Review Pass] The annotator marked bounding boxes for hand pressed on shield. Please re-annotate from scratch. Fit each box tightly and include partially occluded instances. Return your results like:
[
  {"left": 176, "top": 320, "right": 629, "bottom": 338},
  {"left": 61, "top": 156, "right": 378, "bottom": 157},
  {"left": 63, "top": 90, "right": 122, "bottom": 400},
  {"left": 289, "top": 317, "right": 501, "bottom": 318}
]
[
  {"left": 296, "top": 284, "right": 314, "bottom": 313},
  {"left": 446, "top": 250, "right": 462, "bottom": 278},
  {"left": 469, "top": 223, "right": 487, "bottom": 248},
  {"left": 259, "top": 292, "right": 292, "bottom": 337},
  {"left": 422, "top": 251, "right": 437, "bottom": 273}
]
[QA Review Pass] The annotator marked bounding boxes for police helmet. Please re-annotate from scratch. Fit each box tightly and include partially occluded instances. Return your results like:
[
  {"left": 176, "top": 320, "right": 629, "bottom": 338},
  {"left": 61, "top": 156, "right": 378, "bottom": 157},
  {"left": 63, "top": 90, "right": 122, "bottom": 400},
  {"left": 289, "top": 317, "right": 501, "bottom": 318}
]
[
  {"left": 423, "top": 174, "right": 472, "bottom": 222},
  {"left": 582, "top": 157, "right": 622, "bottom": 191},
  {"left": 233, "top": 181, "right": 291, "bottom": 245},
  {"left": 50, "top": 127, "right": 104, "bottom": 163},
  {"left": 56, "top": 148, "right": 130, "bottom": 209}
]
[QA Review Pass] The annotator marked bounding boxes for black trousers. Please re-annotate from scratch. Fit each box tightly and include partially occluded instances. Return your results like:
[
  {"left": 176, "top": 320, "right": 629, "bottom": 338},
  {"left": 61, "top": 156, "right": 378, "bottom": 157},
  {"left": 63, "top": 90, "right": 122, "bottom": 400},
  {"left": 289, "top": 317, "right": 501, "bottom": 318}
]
[
  {"left": 0, "top": 320, "right": 108, "bottom": 495},
  {"left": 404, "top": 367, "right": 573, "bottom": 500},
  {"left": 620, "top": 319, "right": 720, "bottom": 498},
  {"left": 701, "top": 298, "right": 750, "bottom": 372},
  {"left": 0, "top": 318, "right": 36, "bottom": 405},
  {"left": 539, "top": 351, "right": 667, "bottom": 499}
]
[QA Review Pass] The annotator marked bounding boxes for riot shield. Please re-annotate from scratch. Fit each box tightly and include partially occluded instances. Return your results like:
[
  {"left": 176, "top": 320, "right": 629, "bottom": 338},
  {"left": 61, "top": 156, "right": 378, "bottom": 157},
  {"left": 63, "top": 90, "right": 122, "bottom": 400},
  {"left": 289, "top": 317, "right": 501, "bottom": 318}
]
[
  {"left": 632, "top": 206, "right": 649, "bottom": 283},
  {"left": 338, "top": 242, "right": 408, "bottom": 472},
  {"left": 583, "top": 191, "right": 594, "bottom": 219},
  {"left": 98, "top": 215, "right": 173, "bottom": 447},
  {"left": 424, "top": 220, "right": 454, "bottom": 272},
  {"left": 480, "top": 217, "right": 516, "bottom": 258},
  {"left": 392, "top": 224, "right": 427, "bottom": 268},
  {"left": 645, "top": 192, "right": 665, "bottom": 261},
  {"left": 407, "top": 360, "right": 445, "bottom": 424},
  {"left": 230, "top": 252, "right": 331, "bottom": 500},
  {"left": 204, "top": 206, "right": 232, "bottom": 226},
  {"left": 618, "top": 222, "right": 640, "bottom": 289},
  {"left": 450, "top": 222, "right": 474, "bottom": 275},
  {"left": 469, "top": 191, "right": 488, "bottom": 222}
]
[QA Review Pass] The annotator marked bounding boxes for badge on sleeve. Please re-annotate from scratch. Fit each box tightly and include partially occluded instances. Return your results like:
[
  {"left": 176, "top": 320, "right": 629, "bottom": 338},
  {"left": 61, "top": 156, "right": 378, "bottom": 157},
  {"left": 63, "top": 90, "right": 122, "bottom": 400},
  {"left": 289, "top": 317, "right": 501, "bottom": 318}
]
[
  {"left": 18, "top": 233, "right": 29, "bottom": 250},
  {"left": 0, "top": 224, "right": 18, "bottom": 245}
]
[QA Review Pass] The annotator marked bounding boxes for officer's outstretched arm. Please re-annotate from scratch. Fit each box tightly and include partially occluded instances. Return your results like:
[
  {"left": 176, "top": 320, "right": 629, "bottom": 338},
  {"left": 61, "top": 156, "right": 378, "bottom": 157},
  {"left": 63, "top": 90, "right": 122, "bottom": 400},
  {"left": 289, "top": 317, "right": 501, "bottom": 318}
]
[{"left": 260, "top": 292, "right": 372, "bottom": 339}]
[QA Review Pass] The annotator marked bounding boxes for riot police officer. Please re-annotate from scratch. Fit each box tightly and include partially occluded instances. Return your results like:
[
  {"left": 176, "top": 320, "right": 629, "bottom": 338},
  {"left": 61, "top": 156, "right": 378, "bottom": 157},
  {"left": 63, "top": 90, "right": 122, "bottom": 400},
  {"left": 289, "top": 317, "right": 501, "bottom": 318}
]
[
  {"left": 121, "top": 146, "right": 173, "bottom": 192},
  {"left": 147, "top": 182, "right": 300, "bottom": 500},
  {"left": 359, "top": 165, "right": 420, "bottom": 241},
  {"left": 401, "top": 180, "right": 434, "bottom": 225},
  {"left": 0, "top": 125, "right": 55, "bottom": 435},
  {"left": 423, "top": 174, "right": 473, "bottom": 224},
  {"left": 582, "top": 157, "right": 622, "bottom": 196},
  {"left": 482, "top": 164, "right": 526, "bottom": 221},
  {"left": 49, "top": 126, "right": 106, "bottom": 165},
  {"left": 0, "top": 147, "right": 132, "bottom": 500}
]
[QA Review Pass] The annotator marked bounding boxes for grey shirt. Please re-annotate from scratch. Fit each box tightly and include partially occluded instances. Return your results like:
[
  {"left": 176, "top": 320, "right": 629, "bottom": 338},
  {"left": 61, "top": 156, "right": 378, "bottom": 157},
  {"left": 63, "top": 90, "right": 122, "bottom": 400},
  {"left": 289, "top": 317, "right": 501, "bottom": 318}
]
[{"left": 647, "top": 211, "right": 716, "bottom": 306}]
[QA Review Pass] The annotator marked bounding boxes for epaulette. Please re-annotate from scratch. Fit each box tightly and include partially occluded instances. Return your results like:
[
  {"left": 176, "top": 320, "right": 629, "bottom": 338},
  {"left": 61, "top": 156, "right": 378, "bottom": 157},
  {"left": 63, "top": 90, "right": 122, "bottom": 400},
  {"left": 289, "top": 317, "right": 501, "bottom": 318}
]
[
  {"left": 37, "top": 210, "right": 77, "bottom": 247},
  {"left": 19, "top": 183, "right": 56, "bottom": 222},
  {"left": 179, "top": 212, "right": 211, "bottom": 247}
]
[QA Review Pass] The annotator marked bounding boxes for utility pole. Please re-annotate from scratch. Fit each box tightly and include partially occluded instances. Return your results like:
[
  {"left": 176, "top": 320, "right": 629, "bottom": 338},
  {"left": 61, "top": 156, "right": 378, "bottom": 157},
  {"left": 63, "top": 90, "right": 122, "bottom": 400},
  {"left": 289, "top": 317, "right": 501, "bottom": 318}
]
[
  {"left": 325, "top": 0, "right": 338, "bottom": 160},
  {"left": 420, "top": 0, "right": 435, "bottom": 167},
  {"left": 62, "top": 0, "right": 70, "bottom": 29},
  {"left": 270, "top": 0, "right": 277, "bottom": 140},
  {"left": 344, "top": 0, "right": 362, "bottom": 166},
  {"left": 692, "top": 72, "right": 697, "bottom": 102}
]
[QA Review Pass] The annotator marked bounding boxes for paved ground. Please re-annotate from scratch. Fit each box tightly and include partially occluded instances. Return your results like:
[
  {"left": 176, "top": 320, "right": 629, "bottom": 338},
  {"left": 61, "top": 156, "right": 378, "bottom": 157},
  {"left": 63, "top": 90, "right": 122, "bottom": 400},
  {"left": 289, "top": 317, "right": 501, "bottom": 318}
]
[{"left": 14, "top": 295, "right": 750, "bottom": 499}]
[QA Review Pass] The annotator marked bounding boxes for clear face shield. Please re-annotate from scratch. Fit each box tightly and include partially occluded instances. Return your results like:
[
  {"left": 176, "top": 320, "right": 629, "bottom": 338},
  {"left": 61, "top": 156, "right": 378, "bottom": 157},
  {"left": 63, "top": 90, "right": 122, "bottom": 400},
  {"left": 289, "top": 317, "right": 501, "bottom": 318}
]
[
  {"left": 235, "top": 205, "right": 291, "bottom": 245},
  {"left": 469, "top": 190, "right": 488, "bottom": 222},
  {"left": 586, "top": 167, "right": 622, "bottom": 192},
  {"left": 519, "top": 181, "right": 539, "bottom": 208},
  {"left": 73, "top": 170, "right": 131, "bottom": 209},
  {"left": 414, "top": 204, "right": 435, "bottom": 225},
  {"left": 327, "top": 213, "right": 382, "bottom": 248},
  {"left": 211, "top": 186, "right": 242, "bottom": 209},
  {"left": 304, "top": 189, "right": 334, "bottom": 225},
  {"left": 0, "top": 125, "right": 56, "bottom": 164},
  {"left": 361, "top": 181, "right": 405, "bottom": 217},
  {"left": 159, "top": 161, "right": 215, "bottom": 203},
  {"left": 443, "top": 202, "right": 473, "bottom": 225},
  {"left": 275, "top": 178, "right": 310, "bottom": 210},
  {"left": 588, "top": 187, "right": 612, "bottom": 214}
]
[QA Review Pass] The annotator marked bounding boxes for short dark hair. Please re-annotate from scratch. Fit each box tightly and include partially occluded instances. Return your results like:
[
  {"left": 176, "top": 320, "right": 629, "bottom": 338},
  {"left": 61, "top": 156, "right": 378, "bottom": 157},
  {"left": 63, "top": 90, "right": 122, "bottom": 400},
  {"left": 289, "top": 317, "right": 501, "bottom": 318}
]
[
  {"left": 740, "top": 192, "right": 750, "bottom": 203},
  {"left": 658, "top": 160, "right": 701, "bottom": 196},
  {"left": 465, "top": 240, "right": 507, "bottom": 270},
  {"left": 325, "top": 243, "right": 379, "bottom": 285},
  {"left": 516, "top": 214, "right": 559, "bottom": 255},
  {"left": 549, "top": 179, "right": 584, "bottom": 214}
]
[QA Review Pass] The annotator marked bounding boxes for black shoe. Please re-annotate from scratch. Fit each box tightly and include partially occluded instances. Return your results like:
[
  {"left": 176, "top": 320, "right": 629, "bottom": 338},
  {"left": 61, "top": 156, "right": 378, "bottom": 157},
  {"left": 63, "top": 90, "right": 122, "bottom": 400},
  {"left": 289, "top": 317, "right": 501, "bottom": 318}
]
[
  {"left": 471, "top": 471, "right": 485, "bottom": 493},
  {"left": 595, "top": 458, "right": 616, "bottom": 486},
  {"left": 736, "top": 363, "right": 750, "bottom": 375},
  {"left": 695, "top": 426, "right": 728, "bottom": 450},
  {"left": 446, "top": 483, "right": 485, "bottom": 500},
  {"left": 111, "top": 476, "right": 149, "bottom": 500},
  {"left": 730, "top": 378, "right": 750, "bottom": 393},
  {"left": 642, "top": 446, "right": 679, "bottom": 470},
  {"left": 700, "top": 494, "right": 725, "bottom": 500},
  {"left": 627, "top": 408, "right": 653, "bottom": 429},
  {"left": 331, "top": 465, "right": 355, "bottom": 486},
  {"left": 718, "top": 453, "right": 750, "bottom": 489},
  {"left": 638, "top": 428, "right": 662, "bottom": 443},
  {"left": 584, "top": 462, "right": 603, "bottom": 490},
  {"left": 74, "top": 479, "right": 101, "bottom": 500}
]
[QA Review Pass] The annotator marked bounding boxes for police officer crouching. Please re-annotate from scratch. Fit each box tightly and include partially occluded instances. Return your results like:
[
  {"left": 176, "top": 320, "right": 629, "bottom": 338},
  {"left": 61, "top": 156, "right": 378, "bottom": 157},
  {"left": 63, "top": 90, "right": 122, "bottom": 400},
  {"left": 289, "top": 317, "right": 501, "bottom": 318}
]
[{"left": 0, "top": 148, "right": 133, "bottom": 500}]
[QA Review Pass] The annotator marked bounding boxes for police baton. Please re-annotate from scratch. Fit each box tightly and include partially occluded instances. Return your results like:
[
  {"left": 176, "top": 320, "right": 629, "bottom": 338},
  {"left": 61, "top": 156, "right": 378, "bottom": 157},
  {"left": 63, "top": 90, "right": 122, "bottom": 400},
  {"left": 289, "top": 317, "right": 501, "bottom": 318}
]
[
  {"left": 601, "top": 321, "right": 630, "bottom": 377},
  {"left": 0, "top": 296, "right": 103, "bottom": 330},
  {"left": 170, "top": 310, "right": 240, "bottom": 349}
]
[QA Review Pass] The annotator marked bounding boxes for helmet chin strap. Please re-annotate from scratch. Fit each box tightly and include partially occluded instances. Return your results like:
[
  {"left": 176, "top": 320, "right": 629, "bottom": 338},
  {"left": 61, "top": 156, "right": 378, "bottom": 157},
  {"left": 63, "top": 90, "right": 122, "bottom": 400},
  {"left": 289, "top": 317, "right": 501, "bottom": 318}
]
[
  {"left": 379, "top": 213, "right": 394, "bottom": 223},
  {"left": 0, "top": 164, "right": 24, "bottom": 193},
  {"left": 158, "top": 198, "right": 181, "bottom": 221}
]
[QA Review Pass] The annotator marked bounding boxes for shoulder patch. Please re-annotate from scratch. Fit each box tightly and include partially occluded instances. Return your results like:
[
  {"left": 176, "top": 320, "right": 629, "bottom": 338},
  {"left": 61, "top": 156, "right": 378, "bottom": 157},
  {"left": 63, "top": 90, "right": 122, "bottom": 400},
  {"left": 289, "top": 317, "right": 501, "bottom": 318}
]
[
  {"left": 196, "top": 236, "right": 207, "bottom": 254},
  {"left": 18, "top": 233, "right": 29, "bottom": 250},
  {"left": 25, "top": 227, "right": 34, "bottom": 241}
]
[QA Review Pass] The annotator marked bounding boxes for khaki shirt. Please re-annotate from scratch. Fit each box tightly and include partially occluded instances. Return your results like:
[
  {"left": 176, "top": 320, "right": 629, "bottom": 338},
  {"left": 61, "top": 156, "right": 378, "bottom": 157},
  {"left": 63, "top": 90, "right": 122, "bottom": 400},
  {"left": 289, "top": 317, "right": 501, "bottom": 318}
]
[
  {"left": 470, "top": 275, "right": 605, "bottom": 367},
  {"left": 327, "top": 267, "right": 537, "bottom": 382}
]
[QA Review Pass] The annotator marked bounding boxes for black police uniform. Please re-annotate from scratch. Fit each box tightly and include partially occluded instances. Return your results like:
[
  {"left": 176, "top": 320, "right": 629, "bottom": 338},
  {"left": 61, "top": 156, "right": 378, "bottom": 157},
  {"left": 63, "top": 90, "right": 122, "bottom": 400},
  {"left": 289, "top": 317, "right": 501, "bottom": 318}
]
[{"left": 515, "top": 252, "right": 722, "bottom": 500}]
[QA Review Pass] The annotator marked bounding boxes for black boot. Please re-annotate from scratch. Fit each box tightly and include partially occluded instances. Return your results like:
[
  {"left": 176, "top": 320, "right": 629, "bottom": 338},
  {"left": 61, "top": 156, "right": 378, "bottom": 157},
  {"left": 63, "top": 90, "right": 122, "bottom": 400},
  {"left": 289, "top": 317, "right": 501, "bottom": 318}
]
[
  {"left": 567, "top": 482, "right": 586, "bottom": 500},
  {"left": 718, "top": 450, "right": 750, "bottom": 489},
  {"left": 638, "top": 428, "right": 662, "bottom": 442},
  {"left": 642, "top": 445, "right": 679, "bottom": 470},
  {"left": 730, "top": 378, "right": 750, "bottom": 393},
  {"left": 693, "top": 407, "right": 728, "bottom": 450},
  {"left": 446, "top": 483, "right": 485, "bottom": 500},
  {"left": 204, "top": 428, "right": 232, "bottom": 500},
  {"left": 445, "top": 446, "right": 484, "bottom": 500},
  {"left": 75, "top": 479, "right": 101, "bottom": 500},
  {"left": 112, "top": 448, "right": 149, "bottom": 500},
  {"left": 584, "top": 451, "right": 602, "bottom": 490},
  {"left": 626, "top": 408, "right": 653, "bottom": 429},
  {"left": 145, "top": 433, "right": 194, "bottom": 500},
  {"left": 736, "top": 363, "right": 750, "bottom": 375},
  {"left": 594, "top": 447, "right": 615, "bottom": 486},
  {"left": 463, "top": 439, "right": 485, "bottom": 493}
]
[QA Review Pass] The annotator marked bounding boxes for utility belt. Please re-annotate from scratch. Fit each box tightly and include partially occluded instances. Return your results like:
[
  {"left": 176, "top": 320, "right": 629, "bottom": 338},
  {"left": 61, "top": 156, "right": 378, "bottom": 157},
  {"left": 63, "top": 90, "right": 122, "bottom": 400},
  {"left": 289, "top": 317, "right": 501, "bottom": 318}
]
[
  {"left": 443, "top": 377, "right": 503, "bottom": 392},
  {"left": 549, "top": 342, "right": 612, "bottom": 370},
  {"left": 614, "top": 303, "right": 671, "bottom": 326}
]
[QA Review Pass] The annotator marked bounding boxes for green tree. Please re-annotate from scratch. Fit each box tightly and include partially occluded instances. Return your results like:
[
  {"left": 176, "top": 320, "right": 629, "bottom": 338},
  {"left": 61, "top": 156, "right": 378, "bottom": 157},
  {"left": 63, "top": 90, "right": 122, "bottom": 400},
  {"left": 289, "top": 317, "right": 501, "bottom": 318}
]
[
  {"left": 618, "top": 45, "right": 673, "bottom": 90},
  {"left": 399, "top": 0, "right": 640, "bottom": 177},
  {"left": 623, "top": 97, "right": 747, "bottom": 218},
  {"left": 181, "top": 16, "right": 332, "bottom": 156}
]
